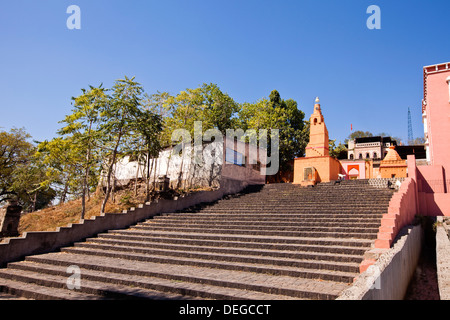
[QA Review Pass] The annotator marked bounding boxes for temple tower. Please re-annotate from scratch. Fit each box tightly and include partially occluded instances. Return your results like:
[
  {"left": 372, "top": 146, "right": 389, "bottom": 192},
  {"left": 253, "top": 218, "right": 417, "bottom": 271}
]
[
  {"left": 293, "top": 97, "right": 341, "bottom": 186},
  {"left": 305, "top": 97, "right": 330, "bottom": 157}
]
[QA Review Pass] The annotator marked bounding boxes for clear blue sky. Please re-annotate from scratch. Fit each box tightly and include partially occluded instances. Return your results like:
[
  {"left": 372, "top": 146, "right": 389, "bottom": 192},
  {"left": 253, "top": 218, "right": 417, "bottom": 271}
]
[{"left": 0, "top": 0, "right": 449, "bottom": 145}]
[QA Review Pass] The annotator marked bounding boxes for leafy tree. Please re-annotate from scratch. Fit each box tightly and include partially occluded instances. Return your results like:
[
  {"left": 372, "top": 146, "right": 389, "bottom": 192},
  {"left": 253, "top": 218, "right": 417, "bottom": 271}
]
[
  {"left": 411, "top": 137, "right": 426, "bottom": 145},
  {"left": 345, "top": 130, "right": 373, "bottom": 143},
  {"left": 329, "top": 140, "right": 348, "bottom": 159},
  {"left": 58, "top": 85, "right": 107, "bottom": 218},
  {"left": 125, "top": 108, "right": 163, "bottom": 200},
  {"left": 199, "top": 83, "right": 240, "bottom": 134},
  {"left": 12, "top": 157, "right": 56, "bottom": 212},
  {"left": 36, "top": 136, "right": 84, "bottom": 205},
  {"left": 238, "top": 90, "right": 306, "bottom": 174},
  {"left": 159, "top": 83, "right": 239, "bottom": 143},
  {"left": 98, "top": 76, "right": 144, "bottom": 214},
  {"left": 0, "top": 128, "right": 55, "bottom": 211},
  {"left": 153, "top": 84, "right": 238, "bottom": 188},
  {"left": 0, "top": 128, "right": 35, "bottom": 204}
]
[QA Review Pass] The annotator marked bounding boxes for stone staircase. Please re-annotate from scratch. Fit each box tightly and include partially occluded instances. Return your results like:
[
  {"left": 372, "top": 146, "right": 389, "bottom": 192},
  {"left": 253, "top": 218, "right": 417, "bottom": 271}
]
[{"left": 0, "top": 180, "right": 394, "bottom": 300}]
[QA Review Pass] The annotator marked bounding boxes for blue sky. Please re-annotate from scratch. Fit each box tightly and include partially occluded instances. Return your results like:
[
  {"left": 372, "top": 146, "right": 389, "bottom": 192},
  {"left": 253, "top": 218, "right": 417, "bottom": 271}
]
[{"left": 0, "top": 0, "right": 449, "bottom": 145}]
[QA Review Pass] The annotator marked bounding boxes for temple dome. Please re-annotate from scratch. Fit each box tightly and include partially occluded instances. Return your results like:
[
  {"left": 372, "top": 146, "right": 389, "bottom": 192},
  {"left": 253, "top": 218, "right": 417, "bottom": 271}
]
[{"left": 383, "top": 146, "right": 403, "bottom": 161}]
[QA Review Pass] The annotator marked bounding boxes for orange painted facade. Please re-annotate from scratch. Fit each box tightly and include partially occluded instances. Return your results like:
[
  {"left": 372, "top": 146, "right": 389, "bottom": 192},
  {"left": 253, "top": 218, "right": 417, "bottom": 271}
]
[
  {"left": 305, "top": 98, "right": 330, "bottom": 158},
  {"left": 293, "top": 98, "right": 341, "bottom": 186},
  {"left": 379, "top": 146, "right": 407, "bottom": 179}
]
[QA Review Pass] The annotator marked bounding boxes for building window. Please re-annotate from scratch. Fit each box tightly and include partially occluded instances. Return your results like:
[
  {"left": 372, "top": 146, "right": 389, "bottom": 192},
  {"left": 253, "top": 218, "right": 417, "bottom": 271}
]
[
  {"left": 373, "top": 152, "right": 378, "bottom": 159},
  {"left": 226, "top": 148, "right": 245, "bottom": 167},
  {"left": 359, "top": 154, "right": 363, "bottom": 159},
  {"left": 314, "top": 118, "right": 318, "bottom": 125},
  {"left": 366, "top": 153, "right": 370, "bottom": 159},
  {"left": 350, "top": 154, "right": 354, "bottom": 160}
]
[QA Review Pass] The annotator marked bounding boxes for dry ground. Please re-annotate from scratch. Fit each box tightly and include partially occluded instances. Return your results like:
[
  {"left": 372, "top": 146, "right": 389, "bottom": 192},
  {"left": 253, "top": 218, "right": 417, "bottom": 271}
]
[{"left": 16, "top": 182, "right": 213, "bottom": 236}]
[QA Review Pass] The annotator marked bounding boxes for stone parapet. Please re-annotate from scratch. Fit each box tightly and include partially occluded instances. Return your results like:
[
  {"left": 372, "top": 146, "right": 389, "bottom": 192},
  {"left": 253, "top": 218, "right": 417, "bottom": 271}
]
[
  {"left": 436, "top": 216, "right": 450, "bottom": 300},
  {"left": 368, "top": 178, "right": 406, "bottom": 189},
  {"left": 0, "top": 177, "right": 249, "bottom": 267},
  {"left": 338, "top": 224, "right": 423, "bottom": 300}
]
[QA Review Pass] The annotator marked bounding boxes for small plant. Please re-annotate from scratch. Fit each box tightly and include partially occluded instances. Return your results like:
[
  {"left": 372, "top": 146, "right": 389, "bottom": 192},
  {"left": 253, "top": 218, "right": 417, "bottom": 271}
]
[
  {"left": 432, "top": 220, "right": 443, "bottom": 232},
  {"left": 119, "top": 192, "right": 133, "bottom": 207}
]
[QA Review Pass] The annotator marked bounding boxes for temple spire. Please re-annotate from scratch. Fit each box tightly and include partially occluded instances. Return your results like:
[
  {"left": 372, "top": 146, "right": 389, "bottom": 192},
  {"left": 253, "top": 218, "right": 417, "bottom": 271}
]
[
  {"left": 314, "top": 96, "right": 322, "bottom": 113},
  {"left": 305, "top": 96, "right": 329, "bottom": 157}
]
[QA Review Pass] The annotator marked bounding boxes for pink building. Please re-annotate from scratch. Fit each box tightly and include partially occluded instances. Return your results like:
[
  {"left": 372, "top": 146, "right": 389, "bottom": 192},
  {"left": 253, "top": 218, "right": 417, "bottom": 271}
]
[
  {"left": 339, "top": 160, "right": 370, "bottom": 180},
  {"left": 422, "top": 62, "right": 450, "bottom": 168},
  {"left": 365, "top": 62, "right": 450, "bottom": 255},
  {"left": 417, "top": 62, "right": 450, "bottom": 215}
]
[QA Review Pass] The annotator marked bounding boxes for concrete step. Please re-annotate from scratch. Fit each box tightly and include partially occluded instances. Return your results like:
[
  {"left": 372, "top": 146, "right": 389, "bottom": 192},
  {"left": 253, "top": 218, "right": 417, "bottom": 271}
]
[
  {"left": 0, "top": 181, "right": 394, "bottom": 300},
  {"left": 160, "top": 213, "right": 384, "bottom": 219},
  {"left": 210, "top": 201, "right": 393, "bottom": 206},
  {"left": 0, "top": 275, "right": 103, "bottom": 300},
  {"left": 93, "top": 235, "right": 370, "bottom": 256},
  {"left": 107, "top": 230, "right": 374, "bottom": 248},
  {"left": 69, "top": 242, "right": 362, "bottom": 273},
  {"left": 0, "top": 266, "right": 201, "bottom": 300},
  {"left": 142, "top": 220, "right": 382, "bottom": 229},
  {"left": 152, "top": 216, "right": 382, "bottom": 224},
  {"left": 22, "top": 253, "right": 349, "bottom": 299},
  {"left": 130, "top": 225, "right": 379, "bottom": 238},
  {"left": 197, "top": 209, "right": 388, "bottom": 214},
  {"left": 83, "top": 238, "right": 364, "bottom": 263},
  {"left": 60, "top": 246, "right": 360, "bottom": 281}
]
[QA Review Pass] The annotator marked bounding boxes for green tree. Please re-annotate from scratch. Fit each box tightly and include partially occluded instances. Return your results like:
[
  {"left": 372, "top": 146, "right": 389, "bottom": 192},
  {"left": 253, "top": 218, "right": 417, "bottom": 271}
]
[
  {"left": 154, "top": 84, "right": 238, "bottom": 188},
  {"left": 345, "top": 130, "right": 373, "bottom": 143},
  {"left": 125, "top": 108, "right": 163, "bottom": 200},
  {"left": 36, "top": 136, "right": 84, "bottom": 205},
  {"left": 329, "top": 140, "right": 348, "bottom": 159},
  {"left": 0, "top": 128, "right": 55, "bottom": 211},
  {"left": 411, "top": 137, "right": 426, "bottom": 145},
  {"left": 98, "top": 76, "right": 144, "bottom": 214},
  {"left": 199, "top": 83, "right": 240, "bottom": 134},
  {"left": 12, "top": 155, "right": 56, "bottom": 212},
  {"left": 58, "top": 85, "right": 107, "bottom": 218},
  {"left": 238, "top": 90, "right": 306, "bottom": 174},
  {"left": 0, "top": 128, "right": 35, "bottom": 204}
]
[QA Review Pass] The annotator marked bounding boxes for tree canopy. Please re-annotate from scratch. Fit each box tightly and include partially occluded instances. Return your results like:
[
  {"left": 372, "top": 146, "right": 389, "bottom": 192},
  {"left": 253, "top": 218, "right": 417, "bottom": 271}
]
[{"left": 1, "top": 79, "right": 312, "bottom": 216}]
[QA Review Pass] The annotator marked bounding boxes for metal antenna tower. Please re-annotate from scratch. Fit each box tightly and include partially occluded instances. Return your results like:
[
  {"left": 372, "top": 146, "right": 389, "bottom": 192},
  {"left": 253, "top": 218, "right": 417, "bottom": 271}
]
[{"left": 408, "top": 107, "right": 414, "bottom": 145}]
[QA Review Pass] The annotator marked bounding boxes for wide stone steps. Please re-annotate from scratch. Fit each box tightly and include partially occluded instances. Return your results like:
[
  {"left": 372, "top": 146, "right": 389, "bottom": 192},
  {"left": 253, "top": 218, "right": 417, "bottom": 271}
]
[
  {"left": 202, "top": 206, "right": 388, "bottom": 214},
  {"left": 64, "top": 242, "right": 361, "bottom": 273},
  {"left": 204, "top": 204, "right": 390, "bottom": 209},
  {"left": 0, "top": 267, "right": 199, "bottom": 300},
  {"left": 0, "top": 181, "right": 395, "bottom": 300},
  {"left": 80, "top": 238, "right": 364, "bottom": 263},
  {"left": 57, "top": 246, "right": 358, "bottom": 284},
  {"left": 153, "top": 215, "right": 382, "bottom": 222},
  {"left": 90, "top": 235, "right": 370, "bottom": 257},
  {"left": 0, "top": 277, "right": 103, "bottom": 300},
  {"left": 160, "top": 213, "right": 384, "bottom": 219},
  {"left": 19, "top": 253, "right": 348, "bottom": 299},
  {"left": 210, "top": 200, "right": 392, "bottom": 206},
  {"left": 129, "top": 225, "right": 379, "bottom": 239},
  {"left": 142, "top": 220, "right": 382, "bottom": 228},
  {"left": 105, "top": 230, "right": 373, "bottom": 248}
]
